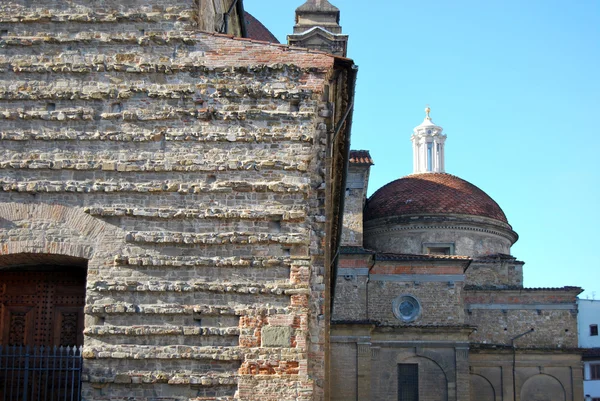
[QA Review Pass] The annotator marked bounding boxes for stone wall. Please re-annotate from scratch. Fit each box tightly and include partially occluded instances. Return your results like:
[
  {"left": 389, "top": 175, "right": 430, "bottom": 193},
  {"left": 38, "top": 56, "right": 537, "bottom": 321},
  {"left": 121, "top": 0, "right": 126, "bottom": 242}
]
[
  {"left": 367, "top": 261, "right": 468, "bottom": 326},
  {"left": 340, "top": 162, "right": 370, "bottom": 247},
  {"left": 0, "top": 3, "right": 354, "bottom": 399},
  {"left": 465, "top": 288, "right": 580, "bottom": 348},
  {"left": 332, "top": 252, "right": 371, "bottom": 321},
  {"left": 364, "top": 214, "right": 516, "bottom": 257},
  {"left": 469, "top": 350, "right": 583, "bottom": 401},
  {"left": 465, "top": 259, "right": 524, "bottom": 287}
]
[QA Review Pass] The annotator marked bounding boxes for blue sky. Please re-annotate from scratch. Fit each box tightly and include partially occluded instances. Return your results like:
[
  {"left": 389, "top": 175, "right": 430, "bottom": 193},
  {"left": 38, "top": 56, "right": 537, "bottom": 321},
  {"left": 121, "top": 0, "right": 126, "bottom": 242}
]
[{"left": 244, "top": 0, "right": 600, "bottom": 297}]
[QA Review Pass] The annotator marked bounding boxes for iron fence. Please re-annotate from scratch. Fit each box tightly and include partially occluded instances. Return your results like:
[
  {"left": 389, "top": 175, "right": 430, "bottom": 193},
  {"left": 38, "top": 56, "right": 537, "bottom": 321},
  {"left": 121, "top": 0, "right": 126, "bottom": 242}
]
[{"left": 0, "top": 345, "right": 82, "bottom": 401}]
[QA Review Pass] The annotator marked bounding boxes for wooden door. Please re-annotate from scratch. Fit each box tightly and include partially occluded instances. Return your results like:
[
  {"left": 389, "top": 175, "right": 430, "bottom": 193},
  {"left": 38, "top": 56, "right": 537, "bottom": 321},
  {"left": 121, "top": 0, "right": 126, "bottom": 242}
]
[{"left": 0, "top": 269, "right": 85, "bottom": 347}]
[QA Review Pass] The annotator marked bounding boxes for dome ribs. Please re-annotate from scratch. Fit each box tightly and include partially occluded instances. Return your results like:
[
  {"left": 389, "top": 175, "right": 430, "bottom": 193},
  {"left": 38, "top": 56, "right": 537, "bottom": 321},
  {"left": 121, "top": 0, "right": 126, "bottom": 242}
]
[{"left": 365, "top": 173, "right": 508, "bottom": 223}]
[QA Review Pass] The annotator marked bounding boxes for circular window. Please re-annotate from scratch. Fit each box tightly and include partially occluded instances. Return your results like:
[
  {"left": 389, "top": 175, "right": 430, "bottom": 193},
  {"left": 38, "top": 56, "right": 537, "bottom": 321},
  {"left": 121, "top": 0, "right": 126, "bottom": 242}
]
[{"left": 392, "top": 295, "right": 421, "bottom": 323}]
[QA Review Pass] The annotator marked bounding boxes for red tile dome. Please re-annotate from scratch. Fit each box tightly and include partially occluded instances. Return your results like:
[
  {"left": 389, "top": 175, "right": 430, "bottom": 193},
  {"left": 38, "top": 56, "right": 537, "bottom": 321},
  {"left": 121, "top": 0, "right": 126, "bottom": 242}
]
[
  {"left": 365, "top": 173, "right": 509, "bottom": 224},
  {"left": 244, "top": 12, "right": 279, "bottom": 43}
]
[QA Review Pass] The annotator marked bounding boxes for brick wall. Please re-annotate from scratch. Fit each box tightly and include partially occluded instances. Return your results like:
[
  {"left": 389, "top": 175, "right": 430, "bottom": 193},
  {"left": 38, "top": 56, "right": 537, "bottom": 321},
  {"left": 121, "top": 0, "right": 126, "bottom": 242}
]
[
  {"left": 368, "top": 281, "right": 465, "bottom": 326},
  {"left": 465, "top": 289, "right": 579, "bottom": 347},
  {"left": 0, "top": 3, "right": 349, "bottom": 399}
]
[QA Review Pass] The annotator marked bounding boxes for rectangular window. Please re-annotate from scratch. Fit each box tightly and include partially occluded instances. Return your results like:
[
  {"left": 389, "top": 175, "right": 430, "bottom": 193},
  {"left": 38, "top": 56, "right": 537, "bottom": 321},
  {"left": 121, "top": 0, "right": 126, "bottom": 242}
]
[
  {"left": 423, "top": 243, "right": 455, "bottom": 256},
  {"left": 426, "top": 143, "right": 433, "bottom": 172},
  {"left": 591, "top": 324, "right": 598, "bottom": 336},
  {"left": 398, "top": 364, "right": 418, "bottom": 401},
  {"left": 427, "top": 247, "right": 451, "bottom": 255},
  {"left": 591, "top": 364, "right": 600, "bottom": 380}
]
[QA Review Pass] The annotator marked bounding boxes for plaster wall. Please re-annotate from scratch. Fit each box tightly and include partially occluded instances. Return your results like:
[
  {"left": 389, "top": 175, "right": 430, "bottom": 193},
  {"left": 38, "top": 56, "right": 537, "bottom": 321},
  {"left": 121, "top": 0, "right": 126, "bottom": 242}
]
[
  {"left": 578, "top": 299, "right": 600, "bottom": 348},
  {"left": 583, "top": 361, "right": 600, "bottom": 399}
]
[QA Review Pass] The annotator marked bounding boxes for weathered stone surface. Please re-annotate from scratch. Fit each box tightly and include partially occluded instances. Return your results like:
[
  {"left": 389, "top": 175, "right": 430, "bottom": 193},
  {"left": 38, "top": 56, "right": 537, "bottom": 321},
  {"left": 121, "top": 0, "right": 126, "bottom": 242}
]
[
  {"left": 0, "top": 2, "right": 352, "bottom": 399},
  {"left": 261, "top": 326, "right": 293, "bottom": 347}
]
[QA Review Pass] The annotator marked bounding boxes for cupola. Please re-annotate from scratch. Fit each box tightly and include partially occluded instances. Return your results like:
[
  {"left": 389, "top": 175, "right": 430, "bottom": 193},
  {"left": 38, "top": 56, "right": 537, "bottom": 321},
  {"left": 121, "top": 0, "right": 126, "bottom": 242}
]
[{"left": 411, "top": 106, "right": 446, "bottom": 173}]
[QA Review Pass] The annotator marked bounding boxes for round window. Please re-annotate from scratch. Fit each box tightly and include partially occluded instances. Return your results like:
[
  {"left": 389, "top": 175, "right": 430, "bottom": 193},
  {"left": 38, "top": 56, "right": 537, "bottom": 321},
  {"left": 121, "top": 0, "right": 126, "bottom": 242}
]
[{"left": 392, "top": 295, "right": 421, "bottom": 323}]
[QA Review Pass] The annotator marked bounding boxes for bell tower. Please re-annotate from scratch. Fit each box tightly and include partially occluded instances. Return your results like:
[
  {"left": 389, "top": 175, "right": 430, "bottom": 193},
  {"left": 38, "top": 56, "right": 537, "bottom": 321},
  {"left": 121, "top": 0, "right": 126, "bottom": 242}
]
[
  {"left": 411, "top": 106, "right": 447, "bottom": 173},
  {"left": 287, "top": 0, "right": 349, "bottom": 57}
]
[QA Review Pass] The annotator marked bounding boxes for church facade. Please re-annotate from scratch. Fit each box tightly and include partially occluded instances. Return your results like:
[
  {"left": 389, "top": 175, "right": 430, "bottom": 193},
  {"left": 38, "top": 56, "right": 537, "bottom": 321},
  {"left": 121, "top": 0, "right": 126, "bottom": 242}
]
[
  {"left": 332, "top": 109, "right": 583, "bottom": 400},
  {"left": 0, "top": 0, "right": 584, "bottom": 400}
]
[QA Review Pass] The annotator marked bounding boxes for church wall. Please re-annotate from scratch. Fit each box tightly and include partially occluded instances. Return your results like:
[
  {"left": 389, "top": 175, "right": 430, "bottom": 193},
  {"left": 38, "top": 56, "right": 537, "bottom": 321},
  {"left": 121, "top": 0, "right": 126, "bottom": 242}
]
[
  {"left": 333, "top": 272, "right": 368, "bottom": 321},
  {"left": 341, "top": 164, "right": 370, "bottom": 247},
  {"left": 330, "top": 342, "right": 358, "bottom": 401},
  {"left": 0, "top": 5, "right": 347, "bottom": 398},
  {"left": 465, "top": 290, "right": 579, "bottom": 348},
  {"left": 467, "top": 309, "right": 577, "bottom": 347},
  {"left": 367, "top": 280, "right": 465, "bottom": 326},
  {"left": 364, "top": 219, "right": 513, "bottom": 257},
  {"left": 469, "top": 351, "right": 583, "bottom": 401},
  {"left": 465, "top": 261, "right": 523, "bottom": 287},
  {"left": 330, "top": 325, "right": 473, "bottom": 401}
]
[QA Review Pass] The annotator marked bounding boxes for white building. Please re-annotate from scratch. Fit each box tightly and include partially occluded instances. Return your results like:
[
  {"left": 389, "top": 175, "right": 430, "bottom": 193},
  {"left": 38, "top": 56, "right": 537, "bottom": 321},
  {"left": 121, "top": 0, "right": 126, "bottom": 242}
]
[{"left": 578, "top": 298, "right": 600, "bottom": 400}]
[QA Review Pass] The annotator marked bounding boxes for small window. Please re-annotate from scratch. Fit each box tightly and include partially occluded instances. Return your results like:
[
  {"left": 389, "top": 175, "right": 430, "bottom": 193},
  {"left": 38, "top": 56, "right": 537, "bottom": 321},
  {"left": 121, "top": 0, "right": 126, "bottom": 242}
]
[
  {"left": 426, "top": 143, "right": 433, "bottom": 172},
  {"left": 591, "top": 364, "right": 600, "bottom": 380},
  {"left": 591, "top": 324, "right": 598, "bottom": 336},
  {"left": 423, "top": 243, "right": 455, "bottom": 256},
  {"left": 393, "top": 295, "right": 421, "bottom": 323},
  {"left": 427, "top": 247, "right": 451, "bottom": 255}
]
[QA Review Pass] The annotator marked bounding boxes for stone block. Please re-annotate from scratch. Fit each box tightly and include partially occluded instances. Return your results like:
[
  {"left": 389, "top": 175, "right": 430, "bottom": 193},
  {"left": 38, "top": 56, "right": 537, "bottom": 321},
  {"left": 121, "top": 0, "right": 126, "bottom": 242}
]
[{"left": 261, "top": 326, "right": 292, "bottom": 347}]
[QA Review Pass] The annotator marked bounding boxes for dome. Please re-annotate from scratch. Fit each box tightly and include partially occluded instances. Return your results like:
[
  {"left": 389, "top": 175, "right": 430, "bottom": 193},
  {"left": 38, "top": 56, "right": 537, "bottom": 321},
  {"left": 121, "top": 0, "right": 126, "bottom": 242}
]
[
  {"left": 244, "top": 12, "right": 280, "bottom": 43},
  {"left": 364, "top": 173, "right": 509, "bottom": 224}
]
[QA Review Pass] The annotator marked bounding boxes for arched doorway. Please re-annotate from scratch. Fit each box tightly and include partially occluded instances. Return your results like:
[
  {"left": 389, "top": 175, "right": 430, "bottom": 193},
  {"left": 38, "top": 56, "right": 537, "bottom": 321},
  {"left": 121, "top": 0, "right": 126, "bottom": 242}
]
[{"left": 0, "top": 254, "right": 87, "bottom": 400}]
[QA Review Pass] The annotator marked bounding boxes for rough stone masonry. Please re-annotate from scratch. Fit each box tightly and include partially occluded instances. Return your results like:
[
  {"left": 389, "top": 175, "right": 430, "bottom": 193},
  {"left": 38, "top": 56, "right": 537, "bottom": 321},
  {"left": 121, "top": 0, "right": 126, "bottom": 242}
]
[{"left": 0, "top": 1, "right": 355, "bottom": 400}]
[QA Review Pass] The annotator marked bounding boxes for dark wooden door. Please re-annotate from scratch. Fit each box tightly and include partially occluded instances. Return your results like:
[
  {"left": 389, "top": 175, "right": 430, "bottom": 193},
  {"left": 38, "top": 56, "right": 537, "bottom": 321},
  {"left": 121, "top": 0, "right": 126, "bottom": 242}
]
[{"left": 0, "top": 270, "right": 85, "bottom": 347}]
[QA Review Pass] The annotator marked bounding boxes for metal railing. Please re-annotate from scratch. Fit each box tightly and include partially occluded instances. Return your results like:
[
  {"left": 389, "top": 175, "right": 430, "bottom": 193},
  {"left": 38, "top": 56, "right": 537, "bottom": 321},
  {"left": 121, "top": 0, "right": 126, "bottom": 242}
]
[{"left": 0, "top": 345, "right": 82, "bottom": 401}]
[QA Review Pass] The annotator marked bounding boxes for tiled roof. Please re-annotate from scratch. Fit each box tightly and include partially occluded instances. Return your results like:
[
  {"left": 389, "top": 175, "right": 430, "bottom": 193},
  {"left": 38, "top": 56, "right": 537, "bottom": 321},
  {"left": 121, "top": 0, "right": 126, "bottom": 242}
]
[
  {"left": 244, "top": 12, "right": 279, "bottom": 43},
  {"left": 473, "top": 253, "right": 524, "bottom": 264},
  {"left": 471, "top": 343, "right": 582, "bottom": 353},
  {"left": 582, "top": 348, "right": 600, "bottom": 358},
  {"left": 331, "top": 320, "right": 474, "bottom": 330},
  {"left": 465, "top": 285, "right": 583, "bottom": 292},
  {"left": 364, "top": 173, "right": 509, "bottom": 223},
  {"left": 375, "top": 252, "right": 471, "bottom": 262},
  {"left": 349, "top": 150, "right": 373, "bottom": 165},
  {"left": 340, "top": 246, "right": 375, "bottom": 254}
]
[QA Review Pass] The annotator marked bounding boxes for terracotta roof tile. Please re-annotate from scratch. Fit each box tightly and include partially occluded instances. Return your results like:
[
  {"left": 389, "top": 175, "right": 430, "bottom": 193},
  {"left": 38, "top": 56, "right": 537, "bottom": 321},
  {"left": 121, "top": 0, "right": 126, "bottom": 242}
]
[
  {"left": 582, "top": 348, "right": 600, "bottom": 358},
  {"left": 465, "top": 285, "right": 583, "bottom": 293},
  {"left": 376, "top": 252, "right": 471, "bottom": 262},
  {"left": 473, "top": 254, "right": 525, "bottom": 264},
  {"left": 365, "top": 173, "right": 508, "bottom": 223},
  {"left": 349, "top": 150, "right": 373, "bottom": 165}
]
